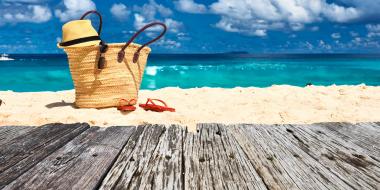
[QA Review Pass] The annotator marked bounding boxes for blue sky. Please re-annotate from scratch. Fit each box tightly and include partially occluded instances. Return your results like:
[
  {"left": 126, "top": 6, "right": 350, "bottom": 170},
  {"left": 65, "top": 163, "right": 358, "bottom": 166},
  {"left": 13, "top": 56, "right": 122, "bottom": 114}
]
[{"left": 0, "top": 0, "right": 380, "bottom": 54}]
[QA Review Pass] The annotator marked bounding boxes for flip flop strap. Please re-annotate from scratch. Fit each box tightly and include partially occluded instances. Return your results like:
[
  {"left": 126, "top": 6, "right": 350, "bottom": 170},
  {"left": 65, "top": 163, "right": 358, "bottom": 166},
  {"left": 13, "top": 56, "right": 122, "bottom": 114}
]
[
  {"left": 119, "top": 98, "right": 136, "bottom": 106},
  {"left": 147, "top": 98, "right": 168, "bottom": 107}
]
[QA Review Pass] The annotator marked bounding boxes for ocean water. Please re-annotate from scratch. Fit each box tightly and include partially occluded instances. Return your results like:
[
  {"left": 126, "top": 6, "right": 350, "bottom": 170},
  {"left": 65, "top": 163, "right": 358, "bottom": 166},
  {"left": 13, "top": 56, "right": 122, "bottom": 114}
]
[{"left": 0, "top": 54, "right": 379, "bottom": 92}]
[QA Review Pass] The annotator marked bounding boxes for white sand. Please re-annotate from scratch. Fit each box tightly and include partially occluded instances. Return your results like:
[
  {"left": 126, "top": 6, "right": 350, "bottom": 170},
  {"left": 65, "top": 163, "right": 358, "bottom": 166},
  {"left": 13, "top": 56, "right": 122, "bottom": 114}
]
[{"left": 1, "top": 85, "right": 380, "bottom": 132}]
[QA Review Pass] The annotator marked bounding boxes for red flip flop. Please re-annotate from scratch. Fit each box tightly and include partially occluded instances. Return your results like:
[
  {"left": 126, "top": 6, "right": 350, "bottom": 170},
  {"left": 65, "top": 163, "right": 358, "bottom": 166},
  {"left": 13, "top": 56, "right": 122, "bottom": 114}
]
[
  {"left": 117, "top": 99, "right": 137, "bottom": 111},
  {"left": 139, "top": 98, "right": 175, "bottom": 112}
]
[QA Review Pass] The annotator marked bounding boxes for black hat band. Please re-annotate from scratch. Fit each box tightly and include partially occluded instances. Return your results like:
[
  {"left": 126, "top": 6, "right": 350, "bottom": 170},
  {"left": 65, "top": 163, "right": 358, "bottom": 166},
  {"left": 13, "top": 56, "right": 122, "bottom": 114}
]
[{"left": 59, "top": 36, "right": 101, "bottom": 47}]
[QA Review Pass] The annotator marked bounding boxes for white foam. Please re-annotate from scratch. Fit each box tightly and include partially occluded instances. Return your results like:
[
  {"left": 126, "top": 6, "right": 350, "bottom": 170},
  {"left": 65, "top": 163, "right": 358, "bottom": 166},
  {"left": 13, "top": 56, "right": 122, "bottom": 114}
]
[{"left": 146, "top": 66, "right": 158, "bottom": 76}]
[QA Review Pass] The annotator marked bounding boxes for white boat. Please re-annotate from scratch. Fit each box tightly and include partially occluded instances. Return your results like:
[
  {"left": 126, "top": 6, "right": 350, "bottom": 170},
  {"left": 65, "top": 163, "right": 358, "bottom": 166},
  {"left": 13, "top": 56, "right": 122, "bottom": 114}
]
[{"left": 0, "top": 54, "right": 14, "bottom": 61}]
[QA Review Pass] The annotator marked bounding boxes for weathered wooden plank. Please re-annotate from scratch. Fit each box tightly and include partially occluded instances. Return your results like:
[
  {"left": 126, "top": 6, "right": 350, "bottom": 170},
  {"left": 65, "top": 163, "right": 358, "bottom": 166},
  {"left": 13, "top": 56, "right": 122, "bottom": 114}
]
[
  {"left": 99, "top": 124, "right": 172, "bottom": 190},
  {"left": 130, "top": 125, "right": 184, "bottom": 189},
  {"left": 228, "top": 124, "right": 354, "bottom": 190},
  {"left": 284, "top": 123, "right": 380, "bottom": 189},
  {"left": 1, "top": 122, "right": 378, "bottom": 190},
  {"left": 183, "top": 123, "right": 268, "bottom": 190},
  {"left": 0, "top": 123, "right": 89, "bottom": 188},
  {"left": 3, "top": 126, "right": 135, "bottom": 190},
  {"left": 0, "top": 126, "right": 35, "bottom": 146},
  {"left": 314, "top": 122, "right": 380, "bottom": 156}
]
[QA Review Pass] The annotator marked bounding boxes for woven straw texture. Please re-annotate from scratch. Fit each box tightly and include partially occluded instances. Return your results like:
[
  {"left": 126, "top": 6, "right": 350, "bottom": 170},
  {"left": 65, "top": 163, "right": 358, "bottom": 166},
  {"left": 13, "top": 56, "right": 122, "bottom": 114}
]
[{"left": 64, "top": 43, "right": 151, "bottom": 108}]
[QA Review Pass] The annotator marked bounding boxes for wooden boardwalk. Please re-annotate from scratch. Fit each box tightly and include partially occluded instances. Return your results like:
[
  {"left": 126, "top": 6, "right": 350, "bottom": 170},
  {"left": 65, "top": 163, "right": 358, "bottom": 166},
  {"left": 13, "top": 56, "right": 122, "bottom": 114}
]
[{"left": 0, "top": 122, "right": 379, "bottom": 189}]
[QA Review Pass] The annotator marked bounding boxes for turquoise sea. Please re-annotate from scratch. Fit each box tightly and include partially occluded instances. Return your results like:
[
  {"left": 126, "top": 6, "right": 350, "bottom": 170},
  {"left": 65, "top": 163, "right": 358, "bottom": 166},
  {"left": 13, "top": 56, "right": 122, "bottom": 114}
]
[{"left": 0, "top": 54, "right": 379, "bottom": 92}]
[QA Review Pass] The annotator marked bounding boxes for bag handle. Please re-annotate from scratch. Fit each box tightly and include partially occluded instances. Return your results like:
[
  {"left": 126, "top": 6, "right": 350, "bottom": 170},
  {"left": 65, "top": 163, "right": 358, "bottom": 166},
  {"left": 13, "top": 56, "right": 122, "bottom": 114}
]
[
  {"left": 80, "top": 10, "right": 107, "bottom": 69},
  {"left": 80, "top": 10, "right": 103, "bottom": 35},
  {"left": 117, "top": 22, "right": 167, "bottom": 63}
]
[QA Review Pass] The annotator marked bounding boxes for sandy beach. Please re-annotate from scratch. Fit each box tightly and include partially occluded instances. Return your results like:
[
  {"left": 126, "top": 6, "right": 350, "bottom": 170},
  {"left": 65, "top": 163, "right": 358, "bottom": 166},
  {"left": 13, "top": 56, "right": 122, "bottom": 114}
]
[{"left": 1, "top": 85, "right": 380, "bottom": 131}]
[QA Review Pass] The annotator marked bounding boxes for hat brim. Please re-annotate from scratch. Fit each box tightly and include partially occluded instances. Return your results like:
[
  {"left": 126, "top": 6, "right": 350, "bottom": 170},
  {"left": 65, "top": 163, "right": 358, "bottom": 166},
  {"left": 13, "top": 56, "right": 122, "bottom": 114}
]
[{"left": 57, "top": 40, "right": 101, "bottom": 48}]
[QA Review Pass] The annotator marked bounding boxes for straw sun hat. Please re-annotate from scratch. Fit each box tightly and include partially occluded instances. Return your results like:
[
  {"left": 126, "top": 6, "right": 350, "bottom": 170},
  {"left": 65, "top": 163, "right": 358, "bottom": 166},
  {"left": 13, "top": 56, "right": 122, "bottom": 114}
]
[{"left": 57, "top": 19, "right": 101, "bottom": 48}]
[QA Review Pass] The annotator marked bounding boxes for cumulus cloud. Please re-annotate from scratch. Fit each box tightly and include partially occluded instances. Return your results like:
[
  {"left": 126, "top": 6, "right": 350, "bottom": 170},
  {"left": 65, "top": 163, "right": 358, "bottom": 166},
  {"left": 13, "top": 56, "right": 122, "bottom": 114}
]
[
  {"left": 174, "top": 0, "right": 207, "bottom": 14},
  {"left": 318, "top": 40, "right": 332, "bottom": 50},
  {"left": 331, "top": 33, "right": 341, "bottom": 39},
  {"left": 176, "top": 32, "right": 191, "bottom": 40},
  {"left": 210, "top": 0, "right": 361, "bottom": 36},
  {"left": 133, "top": 0, "right": 183, "bottom": 33},
  {"left": 253, "top": 29, "right": 267, "bottom": 37},
  {"left": 337, "top": 0, "right": 380, "bottom": 21},
  {"left": 110, "top": 3, "right": 130, "bottom": 21},
  {"left": 55, "top": 0, "right": 96, "bottom": 22},
  {"left": 1, "top": 5, "right": 51, "bottom": 24},
  {"left": 156, "top": 38, "right": 181, "bottom": 49},
  {"left": 290, "top": 23, "right": 304, "bottom": 31},
  {"left": 322, "top": 4, "right": 359, "bottom": 22},
  {"left": 366, "top": 24, "right": 380, "bottom": 38},
  {"left": 164, "top": 18, "right": 183, "bottom": 33},
  {"left": 304, "top": 41, "right": 314, "bottom": 50},
  {"left": 134, "top": 14, "right": 183, "bottom": 34},
  {"left": 133, "top": 0, "right": 172, "bottom": 21},
  {"left": 133, "top": 14, "right": 147, "bottom": 30}
]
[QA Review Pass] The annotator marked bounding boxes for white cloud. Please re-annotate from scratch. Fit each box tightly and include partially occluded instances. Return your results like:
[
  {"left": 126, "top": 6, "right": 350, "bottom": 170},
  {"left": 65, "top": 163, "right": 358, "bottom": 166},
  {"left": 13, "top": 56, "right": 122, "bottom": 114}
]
[
  {"left": 110, "top": 3, "right": 130, "bottom": 21},
  {"left": 253, "top": 29, "right": 267, "bottom": 37},
  {"left": 156, "top": 39, "right": 181, "bottom": 49},
  {"left": 176, "top": 32, "right": 191, "bottom": 40},
  {"left": 133, "top": 13, "right": 163, "bottom": 32},
  {"left": 133, "top": 0, "right": 183, "bottom": 34},
  {"left": 54, "top": 0, "right": 96, "bottom": 22},
  {"left": 366, "top": 24, "right": 380, "bottom": 38},
  {"left": 331, "top": 33, "right": 341, "bottom": 39},
  {"left": 174, "top": 0, "right": 207, "bottom": 14},
  {"left": 134, "top": 14, "right": 147, "bottom": 30},
  {"left": 304, "top": 41, "right": 314, "bottom": 50},
  {"left": 352, "top": 37, "right": 361, "bottom": 44},
  {"left": 337, "top": 0, "right": 380, "bottom": 21},
  {"left": 290, "top": 23, "right": 304, "bottom": 31},
  {"left": 134, "top": 14, "right": 183, "bottom": 34},
  {"left": 164, "top": 18, "right": 183, "bottom": 33},
  {"left": 318, "top": 40, "right": 332, "bottom": 50},
  {"left": 133, "top": 0, "right": 172, "bottom": 21},
  {"left": 322, "top": 4, "right": 359, "bottom": 22},
  {"left": 210, "top": 0, "right": 361, "bottom": 36},
  {"left": 1, "top": 5, "right": 51, "bottom": 24},
  {"left": 214, "top": 16, "right": 284, "bottom": 36},
  {"left": 366, "top": 24, "right": 380, "bottom": 32}
]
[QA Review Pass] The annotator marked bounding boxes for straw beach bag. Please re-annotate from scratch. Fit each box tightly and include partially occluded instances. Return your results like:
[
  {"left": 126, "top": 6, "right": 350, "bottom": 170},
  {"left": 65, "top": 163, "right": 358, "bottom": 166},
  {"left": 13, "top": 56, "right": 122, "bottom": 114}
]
[{"left": 59, "top": 11, "right": 166, "bottom": 108}]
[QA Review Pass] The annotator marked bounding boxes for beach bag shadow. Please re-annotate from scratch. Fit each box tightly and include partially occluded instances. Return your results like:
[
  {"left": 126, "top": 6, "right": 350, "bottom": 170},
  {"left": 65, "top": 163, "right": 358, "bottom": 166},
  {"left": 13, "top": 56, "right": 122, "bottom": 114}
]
[{"left": 59, "top": 10, "right": 166, "bottom": 108}]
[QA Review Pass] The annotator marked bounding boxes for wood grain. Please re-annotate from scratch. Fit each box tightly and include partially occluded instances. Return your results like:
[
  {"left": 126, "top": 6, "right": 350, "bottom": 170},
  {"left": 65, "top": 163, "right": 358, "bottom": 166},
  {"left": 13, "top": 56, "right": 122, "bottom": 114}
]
[
  {"left": 315, "top": 122, "right": 380, "bottom": 157},
  {"left": 99, "top": 124, "right": 168, "bottom": 190},
  {"left": 183, "top": 123, "right": 268, "bottom": 190},
  {"left": 1, "top": 122, "right": 379, "bottom": 189},
  {"left": 0, "top": 123, "right": 89, "bottom": 188},
  {"left": 0, "top": 126, "right": 35, "bottom": 146},
  {"left": 283, "top": 123, "right": 380, "bottom": 189},
  {"left": 228, "top": 124, "right": 355, "bottom": 190},
  {"left": 3, "top": 126, "right": 135, "bottom": 190}
]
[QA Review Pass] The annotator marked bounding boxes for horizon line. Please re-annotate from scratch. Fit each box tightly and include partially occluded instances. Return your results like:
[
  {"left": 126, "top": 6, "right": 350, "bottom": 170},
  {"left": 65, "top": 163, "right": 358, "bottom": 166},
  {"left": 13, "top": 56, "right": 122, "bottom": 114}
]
[{"left": 4, "top": 52, "right": 380, "bottom": 55}]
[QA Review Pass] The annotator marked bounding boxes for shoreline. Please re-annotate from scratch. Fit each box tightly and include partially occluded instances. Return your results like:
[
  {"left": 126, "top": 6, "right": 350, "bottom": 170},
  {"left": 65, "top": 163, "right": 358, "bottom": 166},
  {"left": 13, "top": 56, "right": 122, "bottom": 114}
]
[{"left": 1, "top": 85, "right": 380, "bottom": 132}]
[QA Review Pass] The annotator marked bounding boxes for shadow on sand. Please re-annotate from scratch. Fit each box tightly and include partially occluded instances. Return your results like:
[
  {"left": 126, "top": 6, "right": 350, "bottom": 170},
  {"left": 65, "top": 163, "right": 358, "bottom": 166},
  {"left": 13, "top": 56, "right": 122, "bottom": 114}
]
[{"left": 45, "top": 100, "right": 75, "bottom": 108}]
